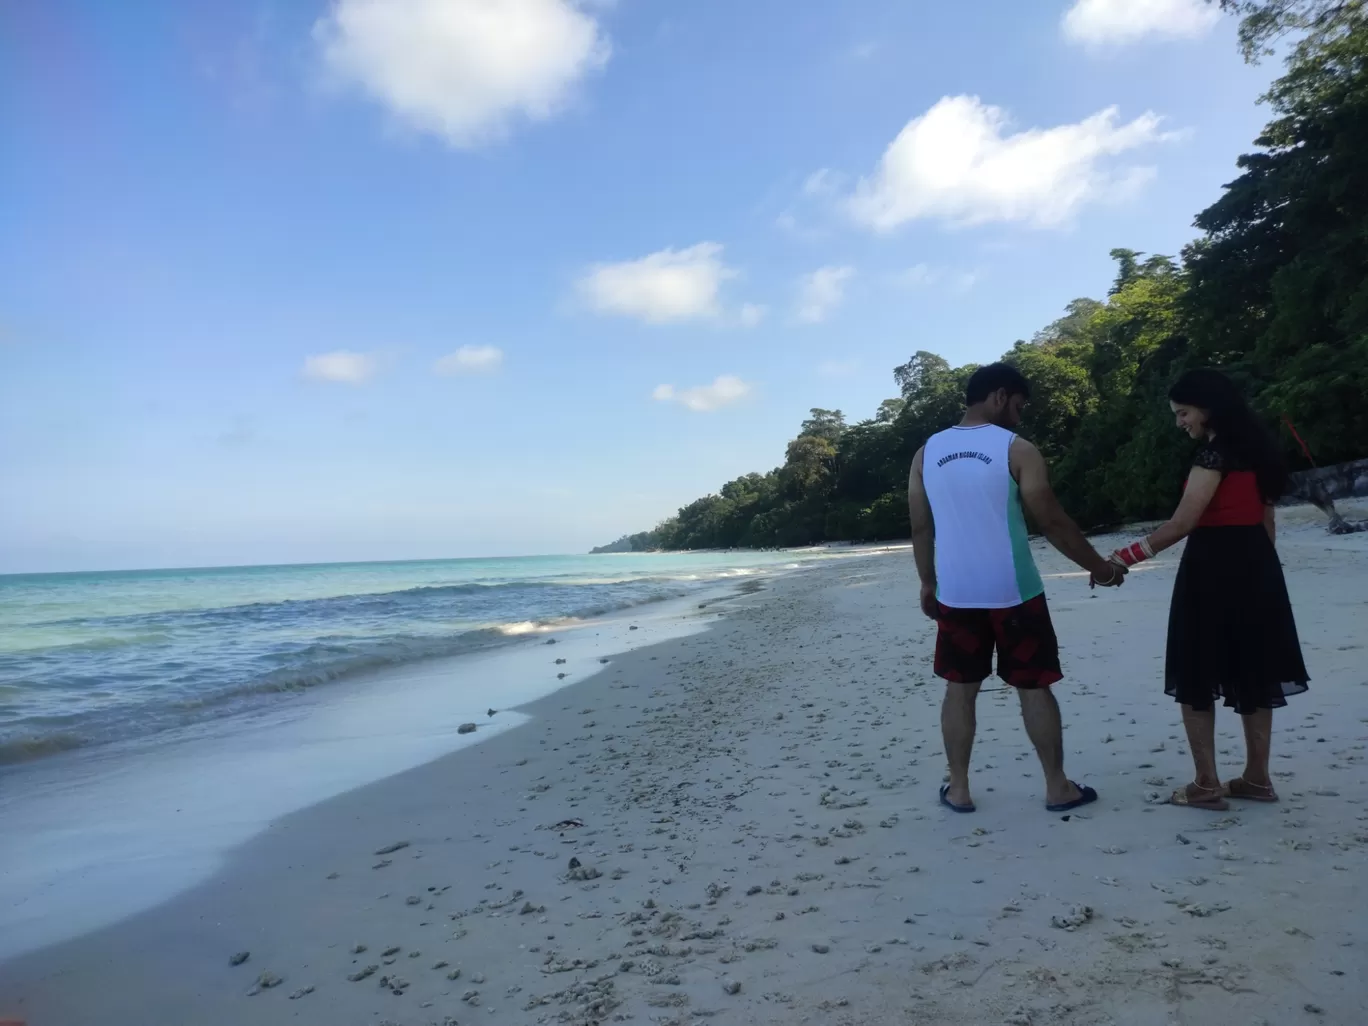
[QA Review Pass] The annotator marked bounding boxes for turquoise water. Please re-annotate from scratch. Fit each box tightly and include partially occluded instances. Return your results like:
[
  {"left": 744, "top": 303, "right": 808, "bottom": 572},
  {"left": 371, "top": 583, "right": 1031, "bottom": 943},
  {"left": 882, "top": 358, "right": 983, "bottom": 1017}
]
[{"left": 0, "top": 552, "right": 817, "bottom": 764}]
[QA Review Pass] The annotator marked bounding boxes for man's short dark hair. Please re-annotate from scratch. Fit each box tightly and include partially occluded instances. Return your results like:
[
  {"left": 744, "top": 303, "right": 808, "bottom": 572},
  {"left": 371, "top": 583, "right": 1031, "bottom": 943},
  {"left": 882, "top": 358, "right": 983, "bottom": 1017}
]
[{"left": 965, "top": 363, "right": 1030, "bottom": 405}]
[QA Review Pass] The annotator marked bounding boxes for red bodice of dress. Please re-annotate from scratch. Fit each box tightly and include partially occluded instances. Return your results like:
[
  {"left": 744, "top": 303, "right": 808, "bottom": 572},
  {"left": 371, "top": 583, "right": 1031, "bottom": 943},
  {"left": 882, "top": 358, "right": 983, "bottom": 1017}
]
[{"left": 1188, "top": 469, "right": 1266, "bottom": 527}]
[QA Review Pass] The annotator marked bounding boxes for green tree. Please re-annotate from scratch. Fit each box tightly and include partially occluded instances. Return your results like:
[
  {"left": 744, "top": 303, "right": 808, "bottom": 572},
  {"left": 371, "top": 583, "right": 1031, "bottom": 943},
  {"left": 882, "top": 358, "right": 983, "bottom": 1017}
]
[
  {"left": 1215, "top": 0, "right": 1366, "bottom": 62},
  {"left": 833, "top": 419, "right": 903, "bottom": 505},
  {"left": 1050, "top": 255, "right": 1191, "bottom": 525},
  {"left": 893, "top": 351, "right": 974, "bottom": 446},
  {"left": 1186, "top": 10, "right": 1368, "bottom": 464},
  {"left": 874, "top": 398, "right": 905, "bottom": 424},
  {"left": 893, "top": 351, "right": 950, "bottom": 399},
  {"left": 1006, "top": 297, "right": 1103, "bottom": 464},
  {"left": 799, "top": 408, "right": 847, "bottom": 442},
  {"left": 781, "top": 435, "right": 838, "bottom": 500}
]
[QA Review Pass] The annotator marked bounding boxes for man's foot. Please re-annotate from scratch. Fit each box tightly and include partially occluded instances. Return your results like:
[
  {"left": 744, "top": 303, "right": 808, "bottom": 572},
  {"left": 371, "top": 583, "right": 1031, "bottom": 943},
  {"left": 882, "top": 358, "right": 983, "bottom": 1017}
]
[
  {"left": 939, "top": 784, "right": 976, "bottom": 813},
  {"left": 1224, "top": 777, "right": 1278, "bottom": 802},
  {"left": 1045, "top": 781, "right": 1098, "bottom": 813}
]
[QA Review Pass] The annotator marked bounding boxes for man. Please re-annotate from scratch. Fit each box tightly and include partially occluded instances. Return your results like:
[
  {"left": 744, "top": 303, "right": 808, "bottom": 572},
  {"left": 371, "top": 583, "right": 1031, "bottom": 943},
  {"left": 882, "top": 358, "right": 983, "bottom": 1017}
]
[{"left": 906, "top": 363, "right": 1125, "bottom": 814}]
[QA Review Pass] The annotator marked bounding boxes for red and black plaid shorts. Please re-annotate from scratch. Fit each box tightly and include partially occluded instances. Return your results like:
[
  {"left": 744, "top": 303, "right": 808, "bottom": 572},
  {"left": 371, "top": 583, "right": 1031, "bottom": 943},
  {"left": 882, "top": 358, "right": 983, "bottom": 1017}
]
[{"left": 933, "top": 593, "right": 1062, "bottom": 688}]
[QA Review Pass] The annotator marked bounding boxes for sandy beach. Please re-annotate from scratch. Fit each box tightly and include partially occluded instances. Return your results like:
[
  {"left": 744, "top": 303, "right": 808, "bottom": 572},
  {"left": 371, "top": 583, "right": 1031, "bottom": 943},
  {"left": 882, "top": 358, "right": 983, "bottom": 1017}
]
[{"left": 2, "top": 511, "right": 1366, "bottom": 1026}]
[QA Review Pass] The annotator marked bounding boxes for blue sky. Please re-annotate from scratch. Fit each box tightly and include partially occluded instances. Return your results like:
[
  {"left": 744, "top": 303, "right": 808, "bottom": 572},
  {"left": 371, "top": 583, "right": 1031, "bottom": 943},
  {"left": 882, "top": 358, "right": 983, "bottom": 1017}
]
[{"left": 1, "top": 0, "right": 1276, "bottom": 572}]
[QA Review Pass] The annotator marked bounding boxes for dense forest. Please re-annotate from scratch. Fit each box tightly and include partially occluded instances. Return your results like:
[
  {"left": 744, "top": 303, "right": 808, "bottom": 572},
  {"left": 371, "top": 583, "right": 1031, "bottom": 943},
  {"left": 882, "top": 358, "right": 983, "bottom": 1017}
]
[{"left": 594, "top": 0, "right": 1368, "bottom": 553}]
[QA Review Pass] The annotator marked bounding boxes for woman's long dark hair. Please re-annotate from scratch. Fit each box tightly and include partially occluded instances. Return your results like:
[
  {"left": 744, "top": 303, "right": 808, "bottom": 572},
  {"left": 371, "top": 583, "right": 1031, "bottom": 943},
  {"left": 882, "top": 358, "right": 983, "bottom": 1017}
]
[{"left": 1169, "top": 369, "right": 1287, "bottom": 502}]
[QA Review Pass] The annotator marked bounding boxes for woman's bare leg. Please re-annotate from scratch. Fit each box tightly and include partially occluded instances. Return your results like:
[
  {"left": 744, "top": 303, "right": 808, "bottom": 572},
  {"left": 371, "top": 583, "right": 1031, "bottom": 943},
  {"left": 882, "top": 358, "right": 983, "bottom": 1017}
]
[
  {"left": 1180, "top": 704, "right": 1221, "bottom": 790},
  {"left": 1239, "top": 707, "right": 1274, "bottom": 787}
]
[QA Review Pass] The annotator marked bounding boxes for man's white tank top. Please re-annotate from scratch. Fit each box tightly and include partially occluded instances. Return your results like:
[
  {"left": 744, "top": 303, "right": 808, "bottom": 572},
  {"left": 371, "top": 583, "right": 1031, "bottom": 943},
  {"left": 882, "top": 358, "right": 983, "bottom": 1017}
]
[{"left": 922, "top": 424, "right": 1044, "bottom": 609}]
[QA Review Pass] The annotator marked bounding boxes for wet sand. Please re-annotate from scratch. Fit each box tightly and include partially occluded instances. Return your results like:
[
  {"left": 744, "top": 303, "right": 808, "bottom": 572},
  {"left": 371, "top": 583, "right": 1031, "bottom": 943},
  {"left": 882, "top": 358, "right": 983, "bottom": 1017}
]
[{"left": 2, "top": 511, "right": 1366, "bottom": 1026}]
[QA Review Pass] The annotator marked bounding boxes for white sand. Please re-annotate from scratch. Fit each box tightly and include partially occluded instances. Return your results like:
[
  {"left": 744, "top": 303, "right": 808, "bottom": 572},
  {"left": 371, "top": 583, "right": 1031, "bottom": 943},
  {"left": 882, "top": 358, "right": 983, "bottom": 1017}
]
[{"left": 1, "top": 510, "right": 1365, "bottom": 1026}]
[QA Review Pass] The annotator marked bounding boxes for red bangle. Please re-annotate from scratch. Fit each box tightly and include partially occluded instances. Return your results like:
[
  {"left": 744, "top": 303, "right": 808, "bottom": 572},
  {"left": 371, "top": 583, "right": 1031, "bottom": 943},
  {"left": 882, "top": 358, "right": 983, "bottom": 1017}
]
[{"left": 1112, "top": 539, "right": 1152, "bottom": 566}]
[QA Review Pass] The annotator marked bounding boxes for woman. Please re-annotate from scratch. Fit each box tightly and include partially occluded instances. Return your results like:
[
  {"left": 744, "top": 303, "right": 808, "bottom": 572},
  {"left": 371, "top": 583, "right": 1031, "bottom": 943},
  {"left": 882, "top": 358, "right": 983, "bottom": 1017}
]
[{"left": 1110, "top": 369, "right": 1308, "bottom": 811}]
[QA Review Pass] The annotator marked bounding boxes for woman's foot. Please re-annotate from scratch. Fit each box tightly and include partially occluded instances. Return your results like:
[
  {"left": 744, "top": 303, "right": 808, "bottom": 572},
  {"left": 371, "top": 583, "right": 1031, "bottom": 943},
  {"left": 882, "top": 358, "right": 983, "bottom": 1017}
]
[
  {"left": 1224, "top": 776, "right": 1278, "bottom": 802},
  {"left": 1170, "top": 782, "right": 1230, "bottom": 811}
]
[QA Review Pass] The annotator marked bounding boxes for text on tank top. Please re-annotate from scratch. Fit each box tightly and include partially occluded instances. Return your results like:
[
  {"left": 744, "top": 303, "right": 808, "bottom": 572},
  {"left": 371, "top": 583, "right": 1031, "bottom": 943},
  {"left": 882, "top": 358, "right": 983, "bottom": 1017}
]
[{"left": 921, "top": 424, "right": 1044, "bottom": 609}]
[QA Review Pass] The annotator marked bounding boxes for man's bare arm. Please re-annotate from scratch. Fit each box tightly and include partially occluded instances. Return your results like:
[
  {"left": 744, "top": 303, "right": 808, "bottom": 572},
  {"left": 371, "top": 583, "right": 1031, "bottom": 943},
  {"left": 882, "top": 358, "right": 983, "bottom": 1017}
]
[
  {"left": 907, "top": 448, "right": 935, "bottom": 584},
  {"left": 908, "top": 448, "right": 941, "bottom": 617},
  {"left": 1011, "top": 439, "right": 1119, "bottom": 582}
]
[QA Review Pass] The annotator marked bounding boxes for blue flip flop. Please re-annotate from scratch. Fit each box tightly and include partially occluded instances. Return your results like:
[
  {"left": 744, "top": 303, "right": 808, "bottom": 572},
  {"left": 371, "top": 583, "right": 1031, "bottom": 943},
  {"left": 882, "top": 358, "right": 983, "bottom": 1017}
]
[
  {"left": 939, "top": 784, "right": 976, "bottom": 813},
  {"left": 1047, "top": 782, "right": 1098, "bottom": 813}
]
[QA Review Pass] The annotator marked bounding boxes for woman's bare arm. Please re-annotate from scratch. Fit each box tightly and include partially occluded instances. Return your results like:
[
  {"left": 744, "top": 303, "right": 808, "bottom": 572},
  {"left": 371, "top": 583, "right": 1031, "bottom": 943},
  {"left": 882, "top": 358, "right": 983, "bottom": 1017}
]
[{"left": 1145, "top": 467, "right": 1222, "bottom": 555}]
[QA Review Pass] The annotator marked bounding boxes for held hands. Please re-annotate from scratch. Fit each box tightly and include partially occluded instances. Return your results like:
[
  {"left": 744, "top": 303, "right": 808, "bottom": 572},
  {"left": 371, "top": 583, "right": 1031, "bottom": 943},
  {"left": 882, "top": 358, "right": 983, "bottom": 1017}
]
[
  {"left": 1089, "top": 562, "right": 1127, "bottom": 589},
  {"left": 1091, "top": 534, "right": 1154, "bottom": 588}
]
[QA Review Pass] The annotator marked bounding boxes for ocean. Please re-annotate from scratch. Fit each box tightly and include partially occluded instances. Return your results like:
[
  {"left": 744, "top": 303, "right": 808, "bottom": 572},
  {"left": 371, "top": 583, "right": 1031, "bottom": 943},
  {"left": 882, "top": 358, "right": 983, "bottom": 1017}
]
[{"left": 0, "top": 551, "right": 825, "bottom": 765}]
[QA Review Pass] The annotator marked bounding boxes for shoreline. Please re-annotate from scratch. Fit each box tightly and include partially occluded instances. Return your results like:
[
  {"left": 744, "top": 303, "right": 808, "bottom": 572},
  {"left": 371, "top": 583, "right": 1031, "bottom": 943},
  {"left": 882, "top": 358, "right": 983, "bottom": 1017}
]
[
  {"left": 0, "top": 568, "right": 807, "bottom": 964},
  {"left": 2, "top": 519, "right": 1366, "bottom": 1025},
  {"left": 0, "top": 548, "right": 878, "bottom": 771}
]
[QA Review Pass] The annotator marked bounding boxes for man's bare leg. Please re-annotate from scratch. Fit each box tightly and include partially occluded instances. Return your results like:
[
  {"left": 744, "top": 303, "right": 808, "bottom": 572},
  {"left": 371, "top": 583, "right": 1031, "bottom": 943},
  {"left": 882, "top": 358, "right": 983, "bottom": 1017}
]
[
  {"left": 1239, "top": 707, "right": 1274, "bottom": 787},
  {"left": 1180, "top": 704, "right": 1221, "bottom": 790},
  {"left": 1018, "top": 687, "right": 1082, "bottom": 807},
  {"left": 941, "top": 680, "right": 982, "bottom": 808}
]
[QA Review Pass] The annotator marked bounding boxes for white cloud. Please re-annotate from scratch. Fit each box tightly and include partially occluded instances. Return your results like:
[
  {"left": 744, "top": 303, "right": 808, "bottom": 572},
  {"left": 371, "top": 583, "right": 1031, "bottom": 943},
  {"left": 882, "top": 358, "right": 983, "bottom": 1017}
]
[
  {"left": 314, "top": 0, "right": 610, "bottom": 148},
  {"left": 577, "top": 242, "right": 734, "bottom": 324},
  {"left": 1063, "top": 0, "right": 1221, "bottom": 46},
  {"left": 802, "top": 169, "right": 841, "bottom": 197},
  {"left": 434, "top": 345, "right": 504, "bottom": 375},
  {"left": 652, "top": 375, "right": 751, "bottom": 413},
  {"left": 738, "top": 303, "right": 767, "bottom": 328},
  {"left": 797, "top": 265, "right": 855, "bottom": 323},
  {"left": 303, "top": 350, "right": 377, "bottom": 384},
  {"left": 775, "top": 209, "right": 826, "bottom": 242},
  {"left": 845, "top": 95, "right": 1172, "bottom": 231}
]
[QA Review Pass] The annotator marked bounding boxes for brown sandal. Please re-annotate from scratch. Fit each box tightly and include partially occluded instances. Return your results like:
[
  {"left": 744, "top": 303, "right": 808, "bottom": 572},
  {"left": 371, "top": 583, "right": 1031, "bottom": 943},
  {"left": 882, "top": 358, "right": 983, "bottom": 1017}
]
[
  {"left": 1223, "top": 777, "right": 1278, "bottom": 803},
  {"left": 1170, "top": 783, "right": 1230, "bottom": 811}
]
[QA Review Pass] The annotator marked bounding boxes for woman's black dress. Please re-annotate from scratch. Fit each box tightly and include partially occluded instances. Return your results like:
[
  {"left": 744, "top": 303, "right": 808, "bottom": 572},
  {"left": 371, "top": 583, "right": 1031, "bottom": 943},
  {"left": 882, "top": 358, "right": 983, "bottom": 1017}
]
[{"left": 1164, "top": 444, "right": 1309, "bottom": 713}]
